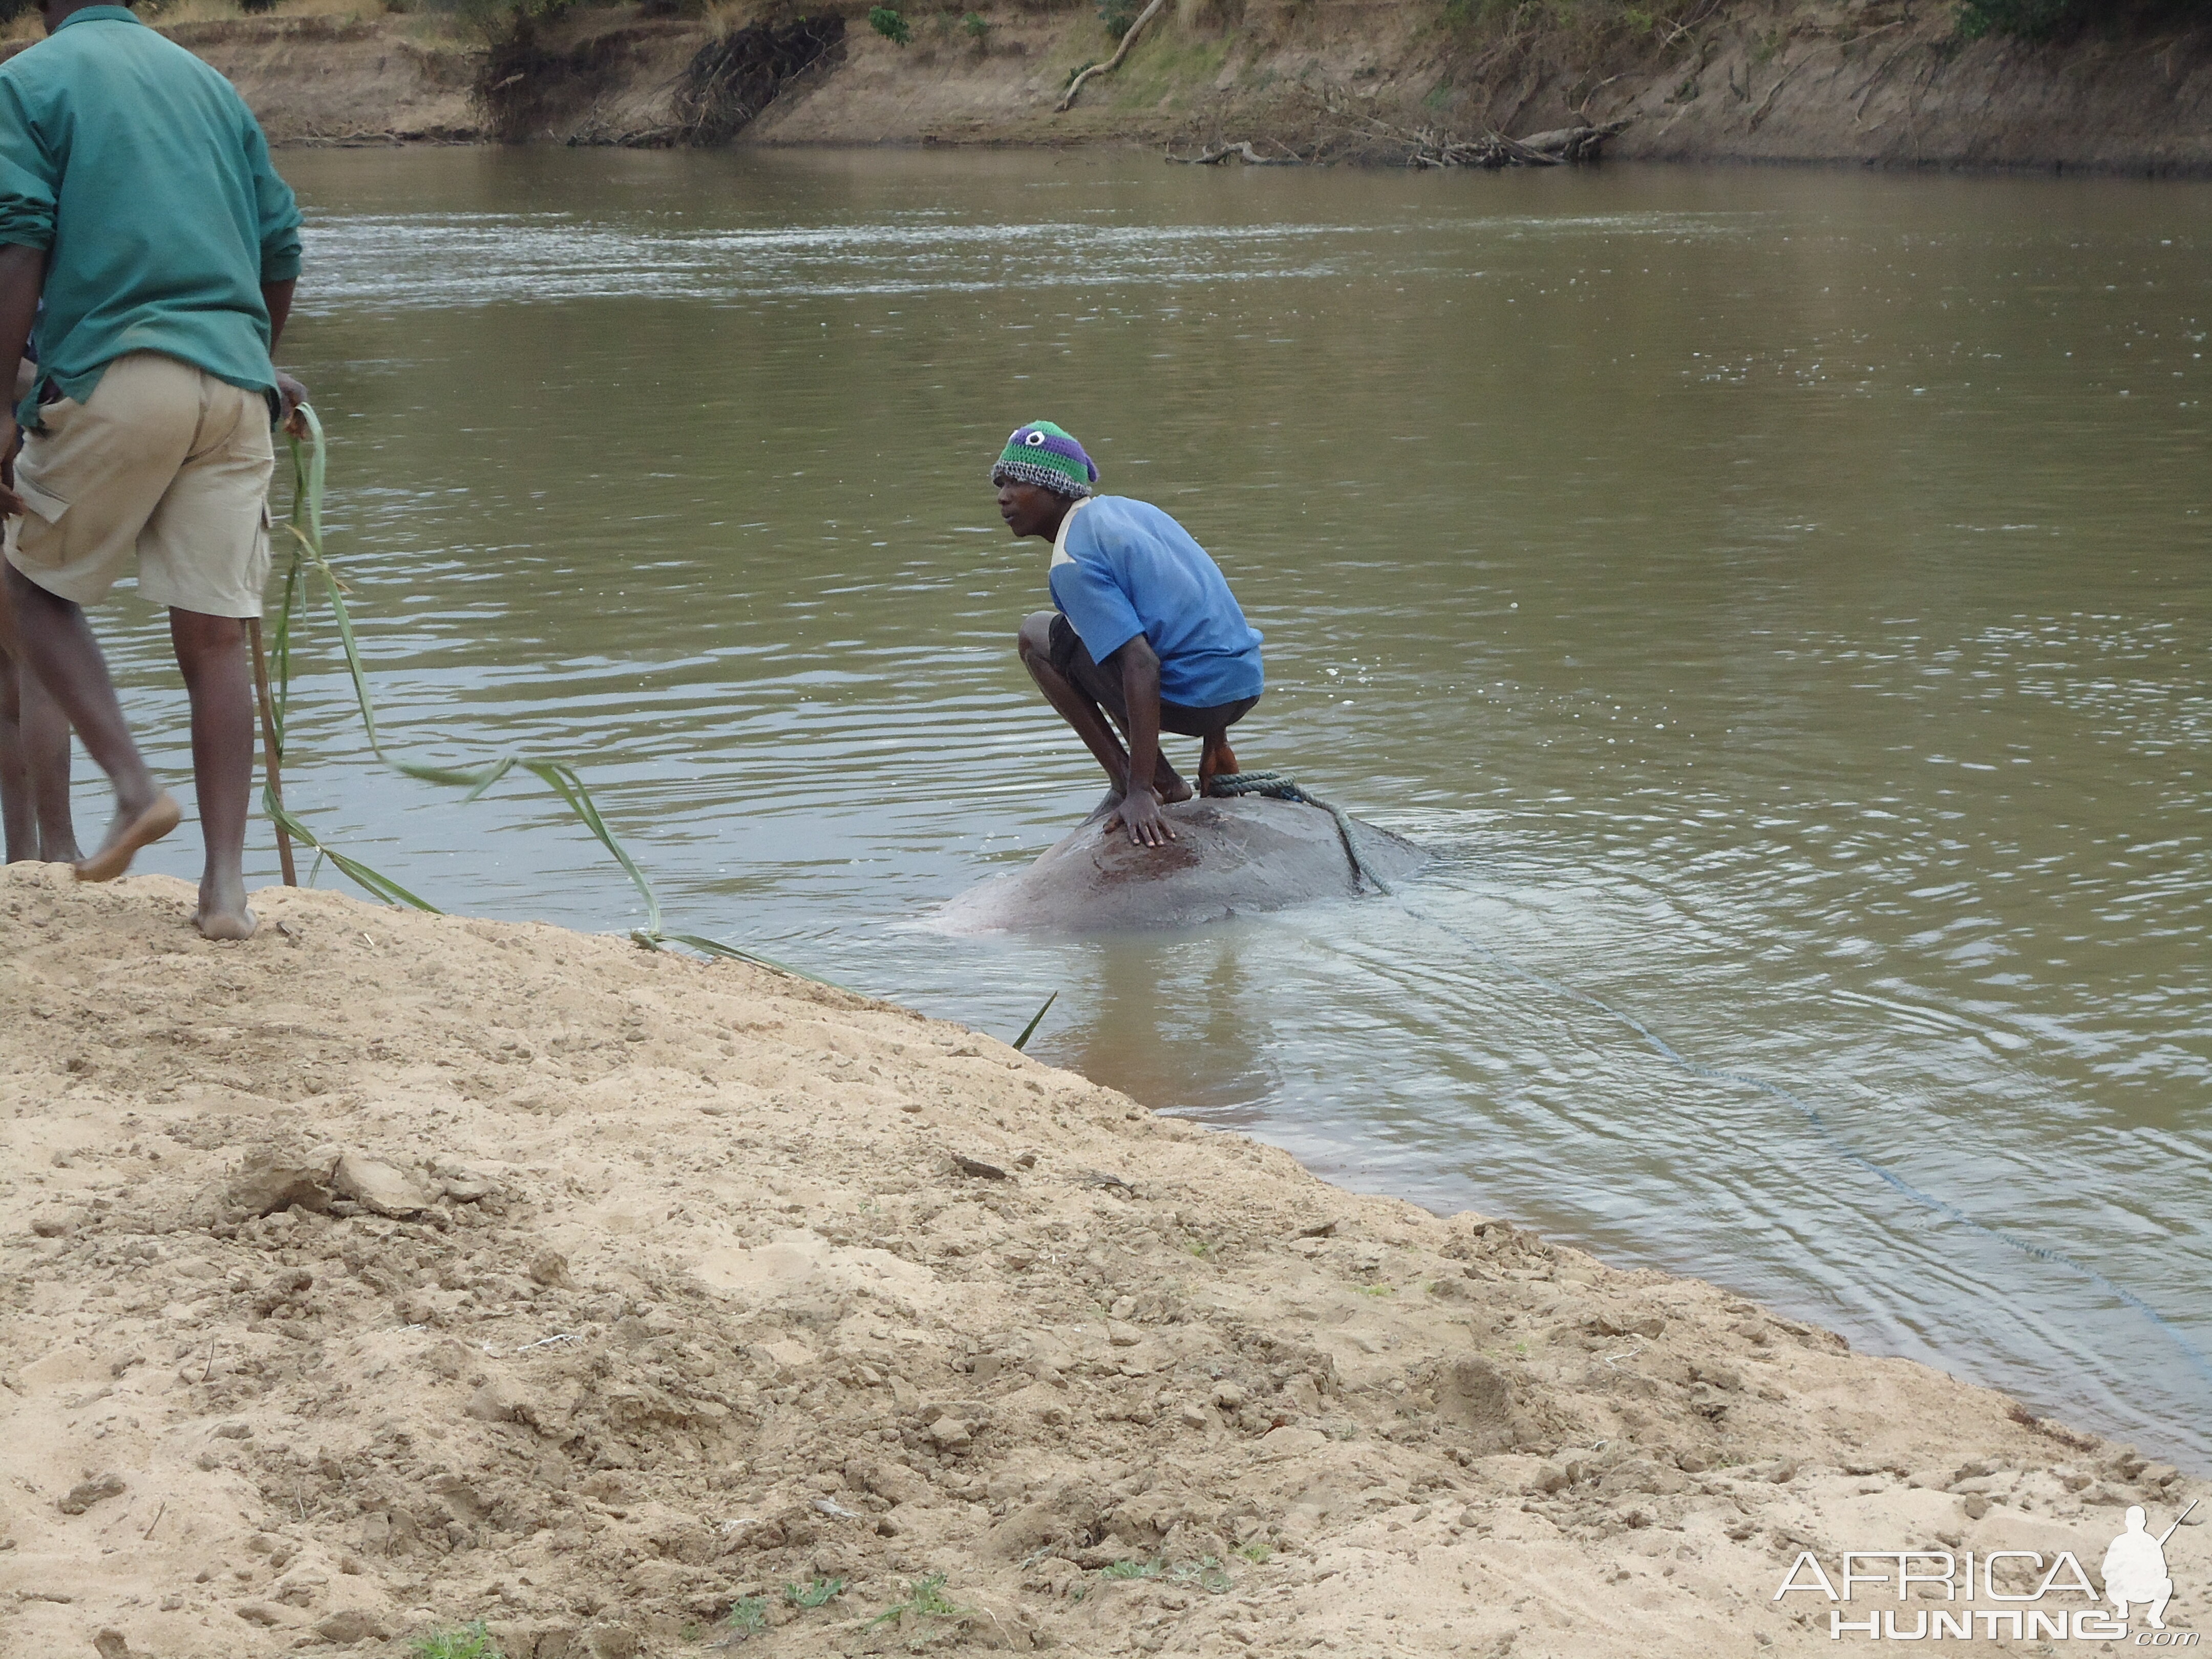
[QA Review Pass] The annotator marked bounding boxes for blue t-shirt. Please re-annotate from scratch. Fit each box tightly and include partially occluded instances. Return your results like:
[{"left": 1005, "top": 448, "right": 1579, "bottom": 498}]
[{"left": 1048, "top": 496, "right": 1264, "bottom": 709}]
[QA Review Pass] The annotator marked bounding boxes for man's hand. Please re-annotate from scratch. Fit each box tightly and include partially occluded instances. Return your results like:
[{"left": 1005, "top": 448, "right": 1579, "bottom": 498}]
[
  {"left": 1108, "top": 784, "right": 1177, "bottom": 848},
  {"left": 275, "top": 371, "right": 310, "bottom": 438},
  {"left": 0, "top": 412, "right": 23, "bottom": 518}
]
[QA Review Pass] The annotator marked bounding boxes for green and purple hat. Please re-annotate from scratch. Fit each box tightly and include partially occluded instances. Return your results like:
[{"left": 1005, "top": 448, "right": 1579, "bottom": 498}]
[{"left": 991, "top": 420, "right": 1098, "bottom": 498}]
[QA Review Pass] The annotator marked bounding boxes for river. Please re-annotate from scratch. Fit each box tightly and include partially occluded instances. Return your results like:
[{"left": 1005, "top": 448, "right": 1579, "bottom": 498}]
[{"left": 78, "top": 146, "right": 2211, "bottom": 1466}]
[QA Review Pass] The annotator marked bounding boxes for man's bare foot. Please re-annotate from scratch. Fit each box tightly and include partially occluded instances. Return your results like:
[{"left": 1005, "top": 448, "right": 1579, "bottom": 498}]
[
  {"left": 42, "top": 836, "right": 83, "bottom": 864},
  {"left": 194, "top": 901, "right": 258, "bottom": 942},
  {"left": 73, "top": 791, "right": 180, "bottom": 883},
  {"left": 1085, "top": 789, "right": 1125, "bottom": 824},
  {"left": 195, "top": 873, "right": 258, "bottom": 941},
  {"left": 1151, "top": 753, "right": 1193, "bottom": 805}
]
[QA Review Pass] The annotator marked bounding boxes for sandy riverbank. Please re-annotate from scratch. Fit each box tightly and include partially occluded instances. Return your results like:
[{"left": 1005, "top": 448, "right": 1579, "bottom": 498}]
[{"left": 0, "top": 864, "right": 2200, "bottom": 1657}]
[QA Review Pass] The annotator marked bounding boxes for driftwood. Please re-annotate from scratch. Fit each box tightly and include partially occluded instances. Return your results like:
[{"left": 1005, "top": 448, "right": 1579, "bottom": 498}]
[
  {"left": 1057, "top": 0, "right": 1166, "bottom": 113},
  {"left": 1393, "top": 119, "right": 1631, "bottom": 167},
  {"left": 1163, "top": 118, "right": 1628, "bottom": 169},
  {"left": 1165, "top": 139, "right": 1303, "bottom": 165}
]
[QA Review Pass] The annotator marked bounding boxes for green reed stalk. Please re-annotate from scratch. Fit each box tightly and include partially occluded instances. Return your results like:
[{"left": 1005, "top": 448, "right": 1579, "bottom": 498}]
[{"left": 265, "top": 408, "right": 836, "bottom": 987}]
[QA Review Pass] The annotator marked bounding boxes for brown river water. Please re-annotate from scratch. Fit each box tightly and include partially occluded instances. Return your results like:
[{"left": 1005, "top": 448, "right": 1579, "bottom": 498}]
[{"left": 77, "top": 146, "right": 2210, "bottom": 1465}]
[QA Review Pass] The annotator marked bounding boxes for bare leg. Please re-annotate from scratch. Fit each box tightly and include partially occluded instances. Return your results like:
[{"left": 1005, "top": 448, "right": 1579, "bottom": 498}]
[
  {"left": 23, "top": 667, "right": 78, "bottom": 862},
  {"left": 4, "top": 563, "right": 175, "bottom": 878},
  {"left": 170, "top": 608, "right": 256, "bottom": 941},
  {"left": 1019, "top": 611, "right": 1136, "bottom": 795},
  {"left": 1198, "top": 731, "right": 1241, "bottom": 796},
  {"left": 0, "top": 640, "right": 29, "bottom": 862},
  {"left": 1018, "top": 613, "right": 1193, "bottom": 807}
]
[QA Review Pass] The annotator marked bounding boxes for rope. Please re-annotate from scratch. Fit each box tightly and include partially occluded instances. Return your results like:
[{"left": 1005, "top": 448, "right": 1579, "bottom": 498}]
[
  {"left": 1211, "top": 767, "right": 2212, "bottom": 1391},
  {"left": 1202, "top": 771, "right": 1395, "bottom": 896}
]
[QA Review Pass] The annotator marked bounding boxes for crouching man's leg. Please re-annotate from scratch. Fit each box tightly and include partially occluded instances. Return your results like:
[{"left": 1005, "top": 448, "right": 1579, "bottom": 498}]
[
  {"left": 1017, "top": 611, "right": 1184, "bottom": 817},
  {"left": 1198, "top": 730, "right": 1241, "bottom": 796}
]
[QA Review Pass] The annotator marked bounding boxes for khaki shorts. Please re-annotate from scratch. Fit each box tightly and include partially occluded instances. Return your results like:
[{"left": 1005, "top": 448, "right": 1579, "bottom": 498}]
[{"left": 4, "top": 350, "right": 274, "bottom": 619}]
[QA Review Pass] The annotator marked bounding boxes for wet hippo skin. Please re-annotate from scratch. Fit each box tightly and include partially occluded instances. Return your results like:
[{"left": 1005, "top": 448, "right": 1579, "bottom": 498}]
[{"left": 935, "top": 795, "right": 1426, "bottom": 935}]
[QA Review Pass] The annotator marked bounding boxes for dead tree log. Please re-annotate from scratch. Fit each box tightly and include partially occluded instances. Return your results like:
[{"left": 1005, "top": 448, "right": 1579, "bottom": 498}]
[
  {"left": 1164, "top": 140, "right": 1302, "bottom": 164},
  {"left": 1395, "top": 119, "right": 1630, "bottom": 168},
  {"left": 1057, "top": 0, "right": 1166, "bottom": 113}
]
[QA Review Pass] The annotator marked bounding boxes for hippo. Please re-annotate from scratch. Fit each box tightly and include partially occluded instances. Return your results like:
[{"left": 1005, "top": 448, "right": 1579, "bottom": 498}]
[{"left": 934, "top": 794, "right": 1426, "bottom": 935}]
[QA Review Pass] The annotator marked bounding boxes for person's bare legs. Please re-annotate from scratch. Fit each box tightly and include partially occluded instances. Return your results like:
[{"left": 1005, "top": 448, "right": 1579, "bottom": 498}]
[
  {"left": 1017, "top": 612, "right": 1188, "bottom": 812},
  {"left": 170, "top": 608, "right": 256, "bottom": 940},
  {"left": 0, "top": 597, "right": 81, "bottom": 862},
  {"left": 0, "top": 640, "right": 29, "bottom": 861},
  {"left": 23, "top": 667, "right": 78, "bottom": 862},
  {"left": 3, "top": 563, "right": 176, "bottom": 878}
]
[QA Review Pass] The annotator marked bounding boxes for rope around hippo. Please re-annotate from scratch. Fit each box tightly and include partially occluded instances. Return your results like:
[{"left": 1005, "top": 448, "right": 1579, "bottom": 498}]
[{"left": 1201, "top": 771, "right": 1395, "bottom": 895}]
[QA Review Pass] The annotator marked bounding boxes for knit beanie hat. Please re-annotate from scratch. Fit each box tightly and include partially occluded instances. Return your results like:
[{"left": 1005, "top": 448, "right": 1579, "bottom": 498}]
[{"left": 991, "top": 421, "right": 1098, "bottom": 498}]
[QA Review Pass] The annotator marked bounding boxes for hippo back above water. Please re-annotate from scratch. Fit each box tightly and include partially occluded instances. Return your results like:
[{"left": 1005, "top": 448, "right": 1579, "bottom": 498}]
[{"left": 932, "top": 795, "right": 1427, "bottom": 935}]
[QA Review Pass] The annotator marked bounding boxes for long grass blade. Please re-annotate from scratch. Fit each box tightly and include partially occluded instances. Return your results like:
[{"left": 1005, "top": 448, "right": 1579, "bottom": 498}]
[
  {"left": 523, "top": 759, "right": 661, "bottom": 936},
  {"left": 1011, "top": 989, "right": 1058, "bottom": 1052},
  {"left": 268, "top": 420, "right": 837, "bottom": 986},
  {"left": 636, "top": 927, "right": 855, "bottom": 991},
  {"left": 265, "top": 790, "right": 441, "bottom": 912}
]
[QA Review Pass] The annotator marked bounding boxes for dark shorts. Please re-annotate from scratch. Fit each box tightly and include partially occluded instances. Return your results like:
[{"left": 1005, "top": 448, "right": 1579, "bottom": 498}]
[{"left": 1048, "top": 613, "right": 1259, "bottom": 738}]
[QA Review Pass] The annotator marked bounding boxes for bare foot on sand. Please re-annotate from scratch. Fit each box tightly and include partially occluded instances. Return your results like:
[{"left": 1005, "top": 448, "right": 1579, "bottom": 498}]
[
  {"left": 73, "top": 791, "right": 181, "bottom": 884},
  {"left": 194, "top": 874, "right": 258, "bottom": 941}
]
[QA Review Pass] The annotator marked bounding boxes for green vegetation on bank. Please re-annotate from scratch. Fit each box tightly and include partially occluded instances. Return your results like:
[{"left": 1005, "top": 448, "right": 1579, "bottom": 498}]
[
  {"left": 1440, "top": 0, "right": 2207, "bottom": 43},
  {"left": 2, "top": 0, "right": 2197, "bottom": 48}
]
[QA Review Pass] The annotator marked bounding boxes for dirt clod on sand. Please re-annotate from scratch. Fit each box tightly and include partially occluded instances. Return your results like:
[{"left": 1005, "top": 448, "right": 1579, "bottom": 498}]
[{"left": 0, "top": 865, "right": 2197, "bottom": 1656}]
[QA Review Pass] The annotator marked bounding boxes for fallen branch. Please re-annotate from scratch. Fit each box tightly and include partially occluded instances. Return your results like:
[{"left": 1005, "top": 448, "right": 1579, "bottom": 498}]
[
  {"left": 1164, "top": 139, "right": 1301, "bottom": 164},
  {"left": 1387, "top": 118, "right": 1630, "bottom": 168},
  {"left": 1057, "top": 0, "right": 1165, "bottom": 112},
  {"left": 1748, "top": 56, "right": 1806, "bottom": 129}
]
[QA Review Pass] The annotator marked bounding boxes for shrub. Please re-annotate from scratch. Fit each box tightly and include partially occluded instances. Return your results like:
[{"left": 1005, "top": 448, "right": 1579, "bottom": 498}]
[
  {"left": 1954, "top": 0, "right": 2081, "bottom": 36},
  {"left": 1097, "top": 0, "right": 1141, "bottom": 36},
  {"left": 412, "top": 1624, "right": 504, "bottom": 1659},
  {"left": 868, "top": 5, "right": 912, "bottom": 43}
]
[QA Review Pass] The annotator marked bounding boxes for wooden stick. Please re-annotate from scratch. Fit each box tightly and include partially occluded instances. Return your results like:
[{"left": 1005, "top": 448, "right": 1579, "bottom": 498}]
[
  {"left": 247, "top": 616, "right": 297, "bottom": 887},
  {"left": 1057, "top": 0, "right": 1165, "bottom": 112}
]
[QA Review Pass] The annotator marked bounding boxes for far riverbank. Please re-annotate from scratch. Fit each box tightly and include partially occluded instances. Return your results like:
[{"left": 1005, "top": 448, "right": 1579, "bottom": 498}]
[{"left": 32, "top": 0, "right": 2212, "bottom": 174}]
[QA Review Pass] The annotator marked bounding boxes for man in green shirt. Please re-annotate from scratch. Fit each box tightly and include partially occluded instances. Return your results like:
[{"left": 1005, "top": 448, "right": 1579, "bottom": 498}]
[{"left": 0, "top": 0, "right": 303, "bottom": 939}]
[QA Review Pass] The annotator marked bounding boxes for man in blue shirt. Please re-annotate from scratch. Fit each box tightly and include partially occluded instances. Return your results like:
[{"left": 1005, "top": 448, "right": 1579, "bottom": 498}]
[{"left": 994, "top": 421, "right": 1263, "bottom": 848}]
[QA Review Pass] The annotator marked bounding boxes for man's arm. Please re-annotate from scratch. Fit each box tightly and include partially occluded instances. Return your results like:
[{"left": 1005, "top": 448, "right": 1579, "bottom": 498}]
[
  {"left": 1110, "top": 634, "right": 1175, "bottom": 847},
  {"left": 261, "top": 278, "right": 309, "bottom": 435},
  {"left": 0, "top": 242, "right": 48, "bottom": 515},
  {"left": 262, "top": 277, "right": 293, "bottom": 350}
]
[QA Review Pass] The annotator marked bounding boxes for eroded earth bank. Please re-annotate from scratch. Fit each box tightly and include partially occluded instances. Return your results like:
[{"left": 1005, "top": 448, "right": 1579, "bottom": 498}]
[{"left": 125, "top": 0, "right": 2212, "bottom": 174}]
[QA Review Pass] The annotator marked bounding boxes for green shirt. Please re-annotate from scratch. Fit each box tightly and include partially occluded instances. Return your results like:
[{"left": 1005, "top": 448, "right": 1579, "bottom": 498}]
[{"left": 0, "top": 6, "right": 302, "bottom": 425}]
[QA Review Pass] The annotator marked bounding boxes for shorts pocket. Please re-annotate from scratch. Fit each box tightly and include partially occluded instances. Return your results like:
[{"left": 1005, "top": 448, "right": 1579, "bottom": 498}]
[{"left": 13, "top": 474, "right": 70, "bottom": 526}]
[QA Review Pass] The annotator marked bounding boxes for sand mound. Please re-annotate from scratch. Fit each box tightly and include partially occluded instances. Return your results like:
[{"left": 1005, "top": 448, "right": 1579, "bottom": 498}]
[{"left": 0, "top": 864, "right": 2197, "bottom": 1657}]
